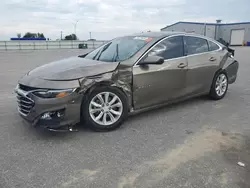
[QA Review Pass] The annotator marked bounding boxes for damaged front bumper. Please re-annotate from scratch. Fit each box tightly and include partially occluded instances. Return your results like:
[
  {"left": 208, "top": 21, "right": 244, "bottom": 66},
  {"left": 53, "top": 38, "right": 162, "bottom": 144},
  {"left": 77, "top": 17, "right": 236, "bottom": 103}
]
[{"left": 15, "top": 85, "right": 83, "bottom": 132}]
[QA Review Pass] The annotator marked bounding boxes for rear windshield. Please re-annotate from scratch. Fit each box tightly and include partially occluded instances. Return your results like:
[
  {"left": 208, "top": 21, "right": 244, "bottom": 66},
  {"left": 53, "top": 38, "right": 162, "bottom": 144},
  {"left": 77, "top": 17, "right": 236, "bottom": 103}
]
[{"left": 83, "top": 36, "right": 153, "bottom": 62}]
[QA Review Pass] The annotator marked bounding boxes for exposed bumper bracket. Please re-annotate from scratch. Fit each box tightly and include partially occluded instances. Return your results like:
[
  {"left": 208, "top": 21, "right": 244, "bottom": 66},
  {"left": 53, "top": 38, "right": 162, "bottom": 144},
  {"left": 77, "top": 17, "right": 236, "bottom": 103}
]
[{"left": 46, "top": 125, "right": 78, "bottom": 132}]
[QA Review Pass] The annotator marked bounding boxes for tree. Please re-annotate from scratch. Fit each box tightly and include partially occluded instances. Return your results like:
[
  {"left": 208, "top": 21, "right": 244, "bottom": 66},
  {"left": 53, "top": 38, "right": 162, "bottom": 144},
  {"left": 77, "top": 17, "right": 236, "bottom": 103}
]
[
  {"left": 37, "top": 33, "right": 45, "bottom": 38},
  {"left": 23, "top": 32, "right": 45, "bottom": 38},
  {"left": 23, "top": 32, "right": 36, "bottom": 38},
  {"left": 64, "top": 34, "right": 77, "bottom": 40}
]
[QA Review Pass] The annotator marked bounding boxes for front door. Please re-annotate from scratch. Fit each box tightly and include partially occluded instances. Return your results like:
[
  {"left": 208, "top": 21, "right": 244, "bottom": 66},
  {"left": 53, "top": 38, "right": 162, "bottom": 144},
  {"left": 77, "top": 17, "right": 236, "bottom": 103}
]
[{"left": 132, "top": 36, "right": 188, "bottom": 109}]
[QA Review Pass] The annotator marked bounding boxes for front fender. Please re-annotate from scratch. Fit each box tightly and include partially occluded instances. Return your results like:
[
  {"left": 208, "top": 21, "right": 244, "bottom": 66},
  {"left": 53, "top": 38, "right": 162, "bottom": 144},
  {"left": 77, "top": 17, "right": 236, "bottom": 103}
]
[{"left": 78, "top": 68, "right": 133, "bottom": 111}]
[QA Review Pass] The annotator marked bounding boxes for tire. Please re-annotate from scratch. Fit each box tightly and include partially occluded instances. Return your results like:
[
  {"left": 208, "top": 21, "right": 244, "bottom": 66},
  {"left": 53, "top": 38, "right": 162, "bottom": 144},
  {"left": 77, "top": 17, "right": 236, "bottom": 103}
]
[
  {"left": 209, "top": 71, "right": 228, "bottom": 100},
  {"left": 82, "top": 86, "right": 128, "bottom": 131}
]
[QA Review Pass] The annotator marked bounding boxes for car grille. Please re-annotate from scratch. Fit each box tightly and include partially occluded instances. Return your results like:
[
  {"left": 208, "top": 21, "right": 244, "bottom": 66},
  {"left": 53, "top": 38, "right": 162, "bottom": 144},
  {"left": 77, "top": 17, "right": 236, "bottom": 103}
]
[
  {"left": 16, "top": 92, "right": 34, "bottom": 116},
  {"left": 19, "top": 84, "right": 38, "bottom": 91}
]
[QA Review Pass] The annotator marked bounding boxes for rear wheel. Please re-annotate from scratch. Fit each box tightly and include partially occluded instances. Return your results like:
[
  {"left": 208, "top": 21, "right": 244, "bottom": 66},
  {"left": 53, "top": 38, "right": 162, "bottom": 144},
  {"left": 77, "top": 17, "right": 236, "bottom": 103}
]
[
  {"left": 209, "top": 72, "right": 228, "bottom": 100},
  {"left": 82, "top": 86, "right": 128, "bottom": 131}
]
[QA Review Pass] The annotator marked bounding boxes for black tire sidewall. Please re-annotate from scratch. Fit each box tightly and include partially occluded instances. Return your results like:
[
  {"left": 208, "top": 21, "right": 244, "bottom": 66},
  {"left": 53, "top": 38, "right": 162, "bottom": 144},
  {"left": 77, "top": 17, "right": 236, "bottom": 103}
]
[
  {"left": 82, "top": 86, "right": 128, "bottom": 131},
  {"left": 210, "top": 71, "right": 228, "bottom": 100}
]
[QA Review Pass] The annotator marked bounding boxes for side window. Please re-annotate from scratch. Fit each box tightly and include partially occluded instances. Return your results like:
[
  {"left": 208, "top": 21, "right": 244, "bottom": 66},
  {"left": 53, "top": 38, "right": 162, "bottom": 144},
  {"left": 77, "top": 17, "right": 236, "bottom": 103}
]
[
  {"left": 148, "top": 36, "right": 184, "bottom": 60},
  {"left": 208, "top": 40, "right": 220, "bottom": 51},
  {"left": 184, "top": 36, "right": 209, "bottom": 55}
]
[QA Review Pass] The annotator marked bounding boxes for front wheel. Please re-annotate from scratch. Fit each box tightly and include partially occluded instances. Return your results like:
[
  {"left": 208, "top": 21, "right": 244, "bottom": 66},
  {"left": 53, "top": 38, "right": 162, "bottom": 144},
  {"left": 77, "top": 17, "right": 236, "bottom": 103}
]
[
  {"left": 209, "top": 72, "right": 228, "bottom": 100},
  {"left": 82, "top": 86, "right": 128, "bottom": 131}
]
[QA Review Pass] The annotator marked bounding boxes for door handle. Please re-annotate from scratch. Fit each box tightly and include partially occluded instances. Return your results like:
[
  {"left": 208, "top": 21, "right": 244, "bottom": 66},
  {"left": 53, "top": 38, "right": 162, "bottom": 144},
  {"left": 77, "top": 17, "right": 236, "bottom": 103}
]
[
  {"left": 178, "top": 63, "right": 187, "bottom": 68},
  {"left": 209, "top": 57, "right": 216, "bottom": 61}
]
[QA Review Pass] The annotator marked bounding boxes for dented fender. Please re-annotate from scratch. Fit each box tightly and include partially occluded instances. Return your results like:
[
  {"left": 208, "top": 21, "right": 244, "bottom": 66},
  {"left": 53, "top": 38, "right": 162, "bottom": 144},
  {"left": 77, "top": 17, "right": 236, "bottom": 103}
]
[
  {"left": 220, "top": 52, "right": 239, "bottom": 84},
  {"left": 78, "top": 65, "right": 134, "bottom": 111}
]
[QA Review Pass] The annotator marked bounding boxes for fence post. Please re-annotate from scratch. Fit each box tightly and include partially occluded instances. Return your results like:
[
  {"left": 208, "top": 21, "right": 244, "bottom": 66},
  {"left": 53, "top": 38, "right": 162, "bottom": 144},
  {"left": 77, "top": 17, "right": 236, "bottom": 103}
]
[
  {"left": 46, "top": 41, "right": 48, "bottom": 50},
  {"left": 59, "top": 41, "right": 61, "bottom": 49},
  {"left": 33, "top": 42, "right": 36, "bottom": 50},
  {"left": 93, "top": 41, "right": 95, "bottom": 49},
  {"left": 4, "top": 41, "right": 7, "bottom": 51},
  {"left": 19, "top": 41, "right": 21, "bottom": 50},
  {"left": 71, "top": 40, "right": 73, "bottom": 49}
]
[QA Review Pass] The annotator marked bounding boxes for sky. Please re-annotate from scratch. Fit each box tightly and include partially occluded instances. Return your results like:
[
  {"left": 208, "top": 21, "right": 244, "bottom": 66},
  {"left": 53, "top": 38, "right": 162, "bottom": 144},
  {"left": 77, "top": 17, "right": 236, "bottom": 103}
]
[{"left": 0, "top": 0, "right": 249, "bottom": 40}]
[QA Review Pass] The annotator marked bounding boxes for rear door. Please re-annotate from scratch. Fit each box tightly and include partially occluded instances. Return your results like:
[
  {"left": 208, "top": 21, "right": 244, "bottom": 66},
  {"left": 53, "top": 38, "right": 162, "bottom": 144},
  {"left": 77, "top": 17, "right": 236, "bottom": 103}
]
[
  {"left": 184, "top": 36, "right": 219, "bottom": 95},
  {"left": 133, "top": 35, "right": 188, "bottom": 109}
]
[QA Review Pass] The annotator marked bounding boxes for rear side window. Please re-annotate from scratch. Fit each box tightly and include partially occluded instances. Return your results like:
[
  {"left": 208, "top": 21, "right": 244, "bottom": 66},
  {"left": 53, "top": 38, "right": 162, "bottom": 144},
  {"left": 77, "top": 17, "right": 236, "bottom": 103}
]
[
  {"left": 208, "top": 40, "right": 220, "bottom": 51},
  {"left": 148, "top": 36, "right": 184, "bottom": 60},
  {"left": 184, "top": 36, "right": 209, "bottom": 55}
]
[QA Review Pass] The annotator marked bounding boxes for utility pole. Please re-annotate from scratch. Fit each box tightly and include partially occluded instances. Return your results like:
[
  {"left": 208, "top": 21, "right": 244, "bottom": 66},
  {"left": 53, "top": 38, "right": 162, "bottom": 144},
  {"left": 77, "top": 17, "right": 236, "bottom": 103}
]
[
  {"left": 89, "top": 32, "right": 92, "bottom": 39},
  {"left": 204, "top": 22, "right": 207, "bottom": 36},
  {"left": 74, "top": 20, "right": 79, "bottom": 40},
  {"left": 60, "top": 31, "right": 62, "bottom": 40}
]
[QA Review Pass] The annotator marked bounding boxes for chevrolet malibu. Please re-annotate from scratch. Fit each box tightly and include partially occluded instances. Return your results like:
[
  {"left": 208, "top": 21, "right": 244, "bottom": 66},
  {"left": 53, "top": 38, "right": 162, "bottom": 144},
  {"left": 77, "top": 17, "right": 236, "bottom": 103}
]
[{"left": 15, "top": 32, "right": 239, "bottom": 132}]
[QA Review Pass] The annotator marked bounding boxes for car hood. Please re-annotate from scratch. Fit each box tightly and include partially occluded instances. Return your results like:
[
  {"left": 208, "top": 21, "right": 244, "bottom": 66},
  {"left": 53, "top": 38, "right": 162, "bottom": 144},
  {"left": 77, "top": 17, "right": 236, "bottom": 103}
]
[{"left": 27, "top": 56, "right": 119, "bottom": 81}]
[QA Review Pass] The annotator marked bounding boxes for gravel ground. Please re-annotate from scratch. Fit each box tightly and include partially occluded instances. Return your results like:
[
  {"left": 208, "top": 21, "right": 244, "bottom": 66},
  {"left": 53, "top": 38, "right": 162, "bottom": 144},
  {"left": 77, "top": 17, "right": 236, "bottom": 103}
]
[{"left": 0, "top": 48, "right": 249, "bottom": 188}]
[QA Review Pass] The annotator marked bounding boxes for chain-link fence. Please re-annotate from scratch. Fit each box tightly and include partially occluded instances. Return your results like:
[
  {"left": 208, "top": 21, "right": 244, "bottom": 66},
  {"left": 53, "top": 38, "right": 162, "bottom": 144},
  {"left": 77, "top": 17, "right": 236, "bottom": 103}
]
[{"left": 0, "top": 40, "right": 108, "bottom": 50}]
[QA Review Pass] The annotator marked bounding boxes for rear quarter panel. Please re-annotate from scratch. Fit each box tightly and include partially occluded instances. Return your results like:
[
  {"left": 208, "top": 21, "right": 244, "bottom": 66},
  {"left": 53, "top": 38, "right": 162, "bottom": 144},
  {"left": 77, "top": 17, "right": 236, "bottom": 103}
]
[
  {"left": 220, "top": 50, "right": 239, "bottom": 84},
  {"left": 222, "top": 56, "right": 239, "bottom": 84}
]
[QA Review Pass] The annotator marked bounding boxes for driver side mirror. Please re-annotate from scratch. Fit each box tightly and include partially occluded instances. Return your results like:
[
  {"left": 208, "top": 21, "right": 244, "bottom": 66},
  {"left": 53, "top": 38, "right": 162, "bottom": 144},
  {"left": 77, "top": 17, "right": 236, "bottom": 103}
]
[{"left": 138, "top": 55, "right": 164, "bottom": 65}]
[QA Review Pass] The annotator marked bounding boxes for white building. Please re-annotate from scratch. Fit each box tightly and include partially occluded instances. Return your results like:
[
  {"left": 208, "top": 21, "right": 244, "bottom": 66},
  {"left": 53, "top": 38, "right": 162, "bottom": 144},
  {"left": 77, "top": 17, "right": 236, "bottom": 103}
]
[{"left": 161, "top": 21, "right": 250, "bottom": 46}]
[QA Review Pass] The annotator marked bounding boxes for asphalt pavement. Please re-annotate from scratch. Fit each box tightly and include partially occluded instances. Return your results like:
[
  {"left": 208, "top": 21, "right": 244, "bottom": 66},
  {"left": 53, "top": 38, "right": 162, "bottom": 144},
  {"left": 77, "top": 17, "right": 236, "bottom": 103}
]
[{"left": 0, "top": 48, "right": 249, "bottom": 188}]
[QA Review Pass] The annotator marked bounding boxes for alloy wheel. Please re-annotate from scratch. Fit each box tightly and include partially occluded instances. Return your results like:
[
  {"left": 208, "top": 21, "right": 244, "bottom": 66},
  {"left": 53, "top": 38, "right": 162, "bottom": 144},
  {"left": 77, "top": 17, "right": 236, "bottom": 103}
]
[
  {"left": 89, "top": 92, "right": 123, "bottom": 126},
  {"left": 215, "top": 74, "right": 228, "bottom": 97}
]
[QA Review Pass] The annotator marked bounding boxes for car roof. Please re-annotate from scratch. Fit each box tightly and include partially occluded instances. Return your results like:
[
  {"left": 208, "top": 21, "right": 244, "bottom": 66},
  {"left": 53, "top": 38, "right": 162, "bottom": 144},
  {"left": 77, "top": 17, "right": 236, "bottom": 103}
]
[
  {"left": 119, "top": 31, "right": 219, "bottom": 42},
  {"left": 126, "top": 31, "right": 185, "bottom": 39}
]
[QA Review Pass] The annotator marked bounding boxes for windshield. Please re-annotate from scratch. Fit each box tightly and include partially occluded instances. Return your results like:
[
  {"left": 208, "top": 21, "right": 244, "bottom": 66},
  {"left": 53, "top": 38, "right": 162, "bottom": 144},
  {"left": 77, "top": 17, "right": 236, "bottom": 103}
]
[{"left": 84, "top": 36, "right": 152, "bottom": 62}]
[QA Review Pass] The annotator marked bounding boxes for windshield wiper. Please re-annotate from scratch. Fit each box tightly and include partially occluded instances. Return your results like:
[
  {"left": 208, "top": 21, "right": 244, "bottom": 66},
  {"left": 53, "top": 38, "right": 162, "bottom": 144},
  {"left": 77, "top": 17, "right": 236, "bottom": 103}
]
[
  {"left": 95, "top": 43, "right": 111, "bottom": 61},
  {"left": 112, "top": 43, "right": 120, "bottom": 62},
  {"left": 92, "top": 49, "right": 102, "bottom": 60}
]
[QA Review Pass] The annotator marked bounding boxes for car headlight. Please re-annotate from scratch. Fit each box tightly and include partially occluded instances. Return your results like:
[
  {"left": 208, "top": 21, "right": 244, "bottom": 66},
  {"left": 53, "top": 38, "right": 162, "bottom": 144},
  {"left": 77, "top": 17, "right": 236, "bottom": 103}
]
[{"left": 33, "top": 88, "right": 76, "bottom": 98}]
